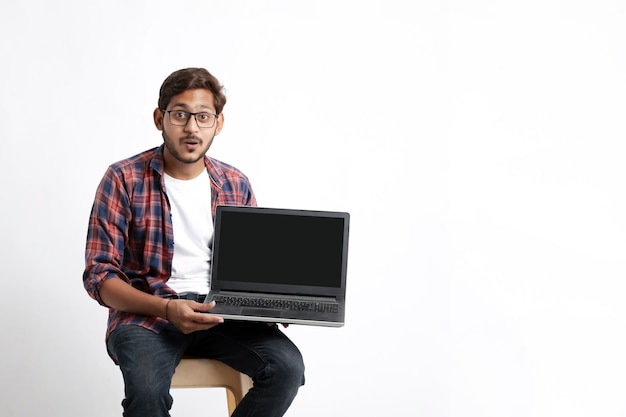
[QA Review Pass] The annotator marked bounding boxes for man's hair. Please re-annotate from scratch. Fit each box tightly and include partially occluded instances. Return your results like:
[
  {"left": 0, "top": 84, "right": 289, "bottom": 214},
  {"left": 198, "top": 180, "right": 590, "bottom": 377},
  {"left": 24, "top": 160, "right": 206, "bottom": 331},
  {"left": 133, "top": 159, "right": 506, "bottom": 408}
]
[{"left": 158, "top": 68, "right": 227, "bottom": 114}]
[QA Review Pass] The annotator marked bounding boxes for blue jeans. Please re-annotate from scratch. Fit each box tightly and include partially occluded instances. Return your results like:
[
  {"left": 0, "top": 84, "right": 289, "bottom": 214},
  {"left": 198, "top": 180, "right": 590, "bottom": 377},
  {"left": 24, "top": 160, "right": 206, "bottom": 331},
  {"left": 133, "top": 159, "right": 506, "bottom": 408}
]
[{"left": 107, "top": 322, "right": 305, "bottom": 417}]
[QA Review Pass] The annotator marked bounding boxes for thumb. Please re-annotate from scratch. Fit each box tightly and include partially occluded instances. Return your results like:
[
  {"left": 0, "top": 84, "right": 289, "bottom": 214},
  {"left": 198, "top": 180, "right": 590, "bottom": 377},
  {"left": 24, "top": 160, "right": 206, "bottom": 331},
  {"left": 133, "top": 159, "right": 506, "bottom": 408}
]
[{"left": 195, "top": 300, "right": 216, "bottom": 312}]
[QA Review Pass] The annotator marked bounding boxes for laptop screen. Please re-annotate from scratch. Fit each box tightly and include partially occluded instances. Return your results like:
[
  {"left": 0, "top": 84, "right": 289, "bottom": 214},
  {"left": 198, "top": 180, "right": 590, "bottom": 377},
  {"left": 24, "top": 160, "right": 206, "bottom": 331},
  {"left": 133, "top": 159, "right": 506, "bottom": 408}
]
[{"left": 211, "top": 206, "right": 349, "bottom": 296}]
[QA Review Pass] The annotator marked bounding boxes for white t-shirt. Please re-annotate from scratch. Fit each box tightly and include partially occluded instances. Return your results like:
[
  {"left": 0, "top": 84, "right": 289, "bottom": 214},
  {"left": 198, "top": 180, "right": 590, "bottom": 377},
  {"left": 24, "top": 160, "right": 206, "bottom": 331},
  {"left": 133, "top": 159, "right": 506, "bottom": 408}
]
[{"left": 163, "top": 170, "right": 213, "bottom": 294}]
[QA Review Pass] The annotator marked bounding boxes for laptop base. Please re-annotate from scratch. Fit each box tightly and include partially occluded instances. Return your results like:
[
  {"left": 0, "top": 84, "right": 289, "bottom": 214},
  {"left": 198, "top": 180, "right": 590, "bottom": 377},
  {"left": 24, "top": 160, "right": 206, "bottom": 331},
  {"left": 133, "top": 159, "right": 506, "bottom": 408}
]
[{"left": 205, "top": 291, "right": 344, "bottom": 327}]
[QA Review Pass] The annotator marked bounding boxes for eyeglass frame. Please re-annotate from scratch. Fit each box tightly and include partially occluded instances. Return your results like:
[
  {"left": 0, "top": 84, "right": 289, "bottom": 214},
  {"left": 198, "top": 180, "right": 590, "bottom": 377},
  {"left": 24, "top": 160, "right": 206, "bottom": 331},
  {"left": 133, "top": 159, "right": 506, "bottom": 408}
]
[{"left": 160, "top": 109, "right": 219, "bottom": 128}]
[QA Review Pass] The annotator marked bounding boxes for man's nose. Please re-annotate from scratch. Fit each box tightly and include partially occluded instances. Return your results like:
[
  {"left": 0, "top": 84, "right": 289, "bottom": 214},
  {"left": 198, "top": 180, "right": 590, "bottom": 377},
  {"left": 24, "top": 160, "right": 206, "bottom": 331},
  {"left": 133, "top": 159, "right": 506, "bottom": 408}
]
[{"left": 184, "top": 114, "right": 200, "bottom": 131}]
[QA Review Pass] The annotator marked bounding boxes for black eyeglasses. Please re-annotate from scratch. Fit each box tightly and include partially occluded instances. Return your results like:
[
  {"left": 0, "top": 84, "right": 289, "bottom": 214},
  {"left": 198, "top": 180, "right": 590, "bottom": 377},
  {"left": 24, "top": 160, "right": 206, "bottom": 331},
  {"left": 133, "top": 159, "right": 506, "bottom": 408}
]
[{"left": 162, "top": 109, "right": 218, "bottom": 128}]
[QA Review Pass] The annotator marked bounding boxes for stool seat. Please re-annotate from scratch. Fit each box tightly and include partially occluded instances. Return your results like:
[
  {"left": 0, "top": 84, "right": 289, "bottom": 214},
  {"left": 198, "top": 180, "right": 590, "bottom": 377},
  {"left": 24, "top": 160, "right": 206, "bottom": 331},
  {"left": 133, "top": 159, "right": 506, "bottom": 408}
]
[{"left": 171, "top": 358, "right": 253, "bottom": 415}]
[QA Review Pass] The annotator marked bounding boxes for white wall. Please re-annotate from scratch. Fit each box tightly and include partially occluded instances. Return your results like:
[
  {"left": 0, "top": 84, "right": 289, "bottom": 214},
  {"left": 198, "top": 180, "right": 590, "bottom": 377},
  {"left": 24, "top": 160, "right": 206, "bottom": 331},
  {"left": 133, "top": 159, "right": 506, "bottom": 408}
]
[{"left": 2, "top": 1, "right": 626, "bottom": 416}]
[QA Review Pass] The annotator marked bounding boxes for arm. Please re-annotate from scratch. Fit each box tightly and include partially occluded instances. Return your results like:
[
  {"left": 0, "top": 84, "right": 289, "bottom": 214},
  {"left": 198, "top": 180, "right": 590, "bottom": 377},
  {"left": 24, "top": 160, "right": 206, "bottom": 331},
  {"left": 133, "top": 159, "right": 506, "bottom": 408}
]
[
  {"left": 99, "top": 277, "right": 169, "bottom": 318},
  {"left": 100, "top": 277, "right": 223, "bottom": 333}
]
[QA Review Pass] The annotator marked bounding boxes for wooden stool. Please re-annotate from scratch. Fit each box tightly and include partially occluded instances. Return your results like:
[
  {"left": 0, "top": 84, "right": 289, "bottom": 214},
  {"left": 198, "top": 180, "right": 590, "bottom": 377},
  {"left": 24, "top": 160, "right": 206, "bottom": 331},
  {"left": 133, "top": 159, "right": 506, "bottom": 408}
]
[{"left": 171, "top": 358, "right": 253, "bottom": 415}]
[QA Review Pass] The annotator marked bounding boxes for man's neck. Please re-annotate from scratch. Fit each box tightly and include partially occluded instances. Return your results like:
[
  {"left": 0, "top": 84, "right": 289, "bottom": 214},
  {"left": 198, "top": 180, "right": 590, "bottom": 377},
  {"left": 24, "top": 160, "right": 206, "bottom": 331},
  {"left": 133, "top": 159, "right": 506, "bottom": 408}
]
[
  {"left": 162, "top": 149, "right": 207, "bottom": 180},
  {"left": 163, "top": 159, "right": 206, "bottom": 180}
]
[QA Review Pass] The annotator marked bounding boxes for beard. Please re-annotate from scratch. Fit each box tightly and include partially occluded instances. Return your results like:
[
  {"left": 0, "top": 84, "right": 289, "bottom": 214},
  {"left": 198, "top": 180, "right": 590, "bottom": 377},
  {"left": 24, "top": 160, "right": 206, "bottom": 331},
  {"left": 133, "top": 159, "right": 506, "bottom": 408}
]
[{"left": 162, "top": 131, "right": 215, "bottom": 164}]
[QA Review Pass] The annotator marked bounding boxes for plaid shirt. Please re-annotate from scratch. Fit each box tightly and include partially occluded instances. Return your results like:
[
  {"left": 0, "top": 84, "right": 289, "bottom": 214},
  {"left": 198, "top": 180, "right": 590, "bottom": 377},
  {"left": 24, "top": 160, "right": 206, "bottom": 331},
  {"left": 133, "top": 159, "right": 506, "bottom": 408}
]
[{"left": 83, "top": 145, "right": 256, "bottom": 351}]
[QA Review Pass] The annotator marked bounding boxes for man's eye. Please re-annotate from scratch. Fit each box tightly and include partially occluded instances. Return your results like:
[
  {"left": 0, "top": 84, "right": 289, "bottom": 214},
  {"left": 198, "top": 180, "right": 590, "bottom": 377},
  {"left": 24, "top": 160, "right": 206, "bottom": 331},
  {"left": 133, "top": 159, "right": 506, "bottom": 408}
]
[
  {"left": 174, "top": 111, "right": 188, "bottom": 119},
  {"left": 197, "top": 113, "right": 210, "bottom": 121}
]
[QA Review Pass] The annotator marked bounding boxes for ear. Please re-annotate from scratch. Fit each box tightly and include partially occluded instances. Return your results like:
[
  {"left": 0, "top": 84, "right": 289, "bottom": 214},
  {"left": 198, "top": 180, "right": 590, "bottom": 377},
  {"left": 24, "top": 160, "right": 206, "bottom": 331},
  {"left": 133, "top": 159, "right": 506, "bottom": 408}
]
[
  {"left": 214, "top": 113, "right": 225, "bottom": 136},
  {"left": 153, "top": 108, "right": 164, "bottom": 130}
]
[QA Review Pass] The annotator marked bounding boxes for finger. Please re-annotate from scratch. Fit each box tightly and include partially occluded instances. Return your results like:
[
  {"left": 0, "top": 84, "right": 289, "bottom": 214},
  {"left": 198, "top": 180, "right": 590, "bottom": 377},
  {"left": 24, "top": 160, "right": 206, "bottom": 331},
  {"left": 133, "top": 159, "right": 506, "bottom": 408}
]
[
  {"left": 191, "top": 309, "right": 224, "bottom": 324},
  {"left": 179, "top": 320, "right": 222, "bottom": 334}
]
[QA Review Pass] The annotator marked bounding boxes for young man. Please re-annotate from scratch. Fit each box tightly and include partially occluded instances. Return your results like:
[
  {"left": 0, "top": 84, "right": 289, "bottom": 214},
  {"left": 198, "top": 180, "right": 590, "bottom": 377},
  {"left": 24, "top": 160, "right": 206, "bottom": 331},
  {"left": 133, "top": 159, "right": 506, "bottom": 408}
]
[{"left": 83, "top": 68, "right": 305, "bottom": 417}]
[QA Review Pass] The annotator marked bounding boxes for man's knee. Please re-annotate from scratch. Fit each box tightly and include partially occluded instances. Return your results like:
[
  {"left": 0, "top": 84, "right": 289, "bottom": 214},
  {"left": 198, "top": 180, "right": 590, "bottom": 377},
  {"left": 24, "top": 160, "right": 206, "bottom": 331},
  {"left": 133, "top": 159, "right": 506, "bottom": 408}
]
[{"left": 264, "top": 344, "right": 306, "bottom": 388}]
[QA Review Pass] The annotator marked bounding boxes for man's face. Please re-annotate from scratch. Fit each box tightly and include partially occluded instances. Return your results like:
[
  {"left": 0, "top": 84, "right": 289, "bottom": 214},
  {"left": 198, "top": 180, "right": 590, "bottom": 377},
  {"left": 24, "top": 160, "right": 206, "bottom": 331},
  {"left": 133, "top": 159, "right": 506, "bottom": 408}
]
[{"left": 153, "top": 88, "right": 224, "bottom": 177}]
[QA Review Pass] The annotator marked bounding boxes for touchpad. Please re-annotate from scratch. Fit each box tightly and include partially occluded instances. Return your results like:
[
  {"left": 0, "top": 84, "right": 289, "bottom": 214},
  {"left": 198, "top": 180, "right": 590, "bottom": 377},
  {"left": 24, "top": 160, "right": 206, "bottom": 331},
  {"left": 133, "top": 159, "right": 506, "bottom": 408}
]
[{"left": 242, "top": 307, "right": 280, "bottom": 317}]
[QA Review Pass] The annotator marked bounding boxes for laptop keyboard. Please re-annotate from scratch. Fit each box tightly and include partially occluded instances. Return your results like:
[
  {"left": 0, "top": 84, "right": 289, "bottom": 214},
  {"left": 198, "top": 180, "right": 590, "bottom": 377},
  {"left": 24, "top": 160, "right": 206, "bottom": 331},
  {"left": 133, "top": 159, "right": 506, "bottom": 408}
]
[{"left": 212, "top": 294, "right": 339, "bottom": 313}]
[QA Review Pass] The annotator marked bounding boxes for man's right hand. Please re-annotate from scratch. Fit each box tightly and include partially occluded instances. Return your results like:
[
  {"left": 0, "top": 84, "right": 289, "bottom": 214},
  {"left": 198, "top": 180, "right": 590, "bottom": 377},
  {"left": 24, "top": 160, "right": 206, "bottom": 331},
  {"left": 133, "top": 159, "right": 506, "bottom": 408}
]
[{"left": 165, "top": 299, "right": 224, "bottom": 334}]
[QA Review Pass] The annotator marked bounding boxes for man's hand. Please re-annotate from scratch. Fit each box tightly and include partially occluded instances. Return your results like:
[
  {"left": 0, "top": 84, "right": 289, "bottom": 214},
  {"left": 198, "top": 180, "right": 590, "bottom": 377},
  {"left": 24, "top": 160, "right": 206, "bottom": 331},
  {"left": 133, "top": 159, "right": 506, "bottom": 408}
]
[
  {"left": 267, "top": 323, "right": 290, "bottom": 328},
  {"left": 166, "top": 299, "right": 224, "bottom": 334}
]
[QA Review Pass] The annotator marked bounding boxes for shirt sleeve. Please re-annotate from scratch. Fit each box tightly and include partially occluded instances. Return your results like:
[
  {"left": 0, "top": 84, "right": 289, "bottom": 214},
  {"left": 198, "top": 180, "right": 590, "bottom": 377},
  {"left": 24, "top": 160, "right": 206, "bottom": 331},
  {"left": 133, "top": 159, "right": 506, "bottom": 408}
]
[
  {"left": 82, "top": 165, "right": 132, "bottom": 306},
  {"left": 242, "top": 176, "right": 257, "bottom": 207}
]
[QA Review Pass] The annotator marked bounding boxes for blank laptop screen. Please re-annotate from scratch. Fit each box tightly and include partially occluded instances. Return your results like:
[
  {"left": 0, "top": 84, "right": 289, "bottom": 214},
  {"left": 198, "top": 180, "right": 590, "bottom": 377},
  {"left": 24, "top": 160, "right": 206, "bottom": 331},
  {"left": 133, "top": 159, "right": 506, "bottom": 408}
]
[{"left": 214, "top": 210, "right": 346, "bottom": 288}]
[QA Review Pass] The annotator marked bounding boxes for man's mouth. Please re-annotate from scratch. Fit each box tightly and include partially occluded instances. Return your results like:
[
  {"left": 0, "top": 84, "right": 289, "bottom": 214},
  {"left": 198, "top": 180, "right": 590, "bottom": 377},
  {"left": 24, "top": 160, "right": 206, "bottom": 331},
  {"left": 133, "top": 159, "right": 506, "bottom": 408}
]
[{"left": 182, "top": 136, "right": 201, "bottom": 147}]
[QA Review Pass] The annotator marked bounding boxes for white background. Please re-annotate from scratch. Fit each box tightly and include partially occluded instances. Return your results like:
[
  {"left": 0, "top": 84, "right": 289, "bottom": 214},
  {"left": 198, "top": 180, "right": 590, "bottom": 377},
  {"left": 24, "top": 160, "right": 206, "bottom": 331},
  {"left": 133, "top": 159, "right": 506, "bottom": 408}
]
[{"left": 1, "top": 1, "right": 626, "bottom": 416}]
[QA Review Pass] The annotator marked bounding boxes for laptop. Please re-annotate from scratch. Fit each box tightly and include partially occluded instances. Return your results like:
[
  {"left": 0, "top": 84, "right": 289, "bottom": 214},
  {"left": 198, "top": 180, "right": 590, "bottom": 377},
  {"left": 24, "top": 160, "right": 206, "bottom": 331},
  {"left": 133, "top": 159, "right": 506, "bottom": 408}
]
[{"left": 204, "top": 205, "right": 350, "bottom": 327}]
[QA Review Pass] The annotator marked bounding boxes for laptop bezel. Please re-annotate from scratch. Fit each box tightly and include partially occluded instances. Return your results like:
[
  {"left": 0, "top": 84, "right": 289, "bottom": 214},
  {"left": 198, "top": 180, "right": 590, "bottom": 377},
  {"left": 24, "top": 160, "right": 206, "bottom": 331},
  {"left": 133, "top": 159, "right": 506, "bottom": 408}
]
[{"left": 210, "top": 205, "right": 350, "bottom": 300}]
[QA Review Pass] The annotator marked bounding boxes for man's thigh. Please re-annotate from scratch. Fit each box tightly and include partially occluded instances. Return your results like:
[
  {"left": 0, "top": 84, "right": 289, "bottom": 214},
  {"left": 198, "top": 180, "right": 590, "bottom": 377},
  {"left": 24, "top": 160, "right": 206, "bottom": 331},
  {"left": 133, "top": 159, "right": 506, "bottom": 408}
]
[
  {"left": 187, "top": 321, "right": 304, "bottom": 380},
  {"left": 108, "top": 324, "right": 189, "bottom": 385}
]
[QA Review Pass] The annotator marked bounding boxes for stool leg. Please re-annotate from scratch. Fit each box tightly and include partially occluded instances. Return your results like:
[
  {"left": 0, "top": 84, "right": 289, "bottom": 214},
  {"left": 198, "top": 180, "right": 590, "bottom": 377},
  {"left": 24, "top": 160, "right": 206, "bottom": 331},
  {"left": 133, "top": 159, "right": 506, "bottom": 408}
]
[{"left": 226, "top": 389, "right": 237, "bottom": 416}]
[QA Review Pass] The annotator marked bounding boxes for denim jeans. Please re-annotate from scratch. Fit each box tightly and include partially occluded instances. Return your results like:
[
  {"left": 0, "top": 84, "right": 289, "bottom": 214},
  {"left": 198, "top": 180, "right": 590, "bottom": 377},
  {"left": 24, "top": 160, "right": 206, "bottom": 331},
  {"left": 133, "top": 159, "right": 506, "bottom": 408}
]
[{"left": 107, "top": 321, "right": 305, "bottom": 417}]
